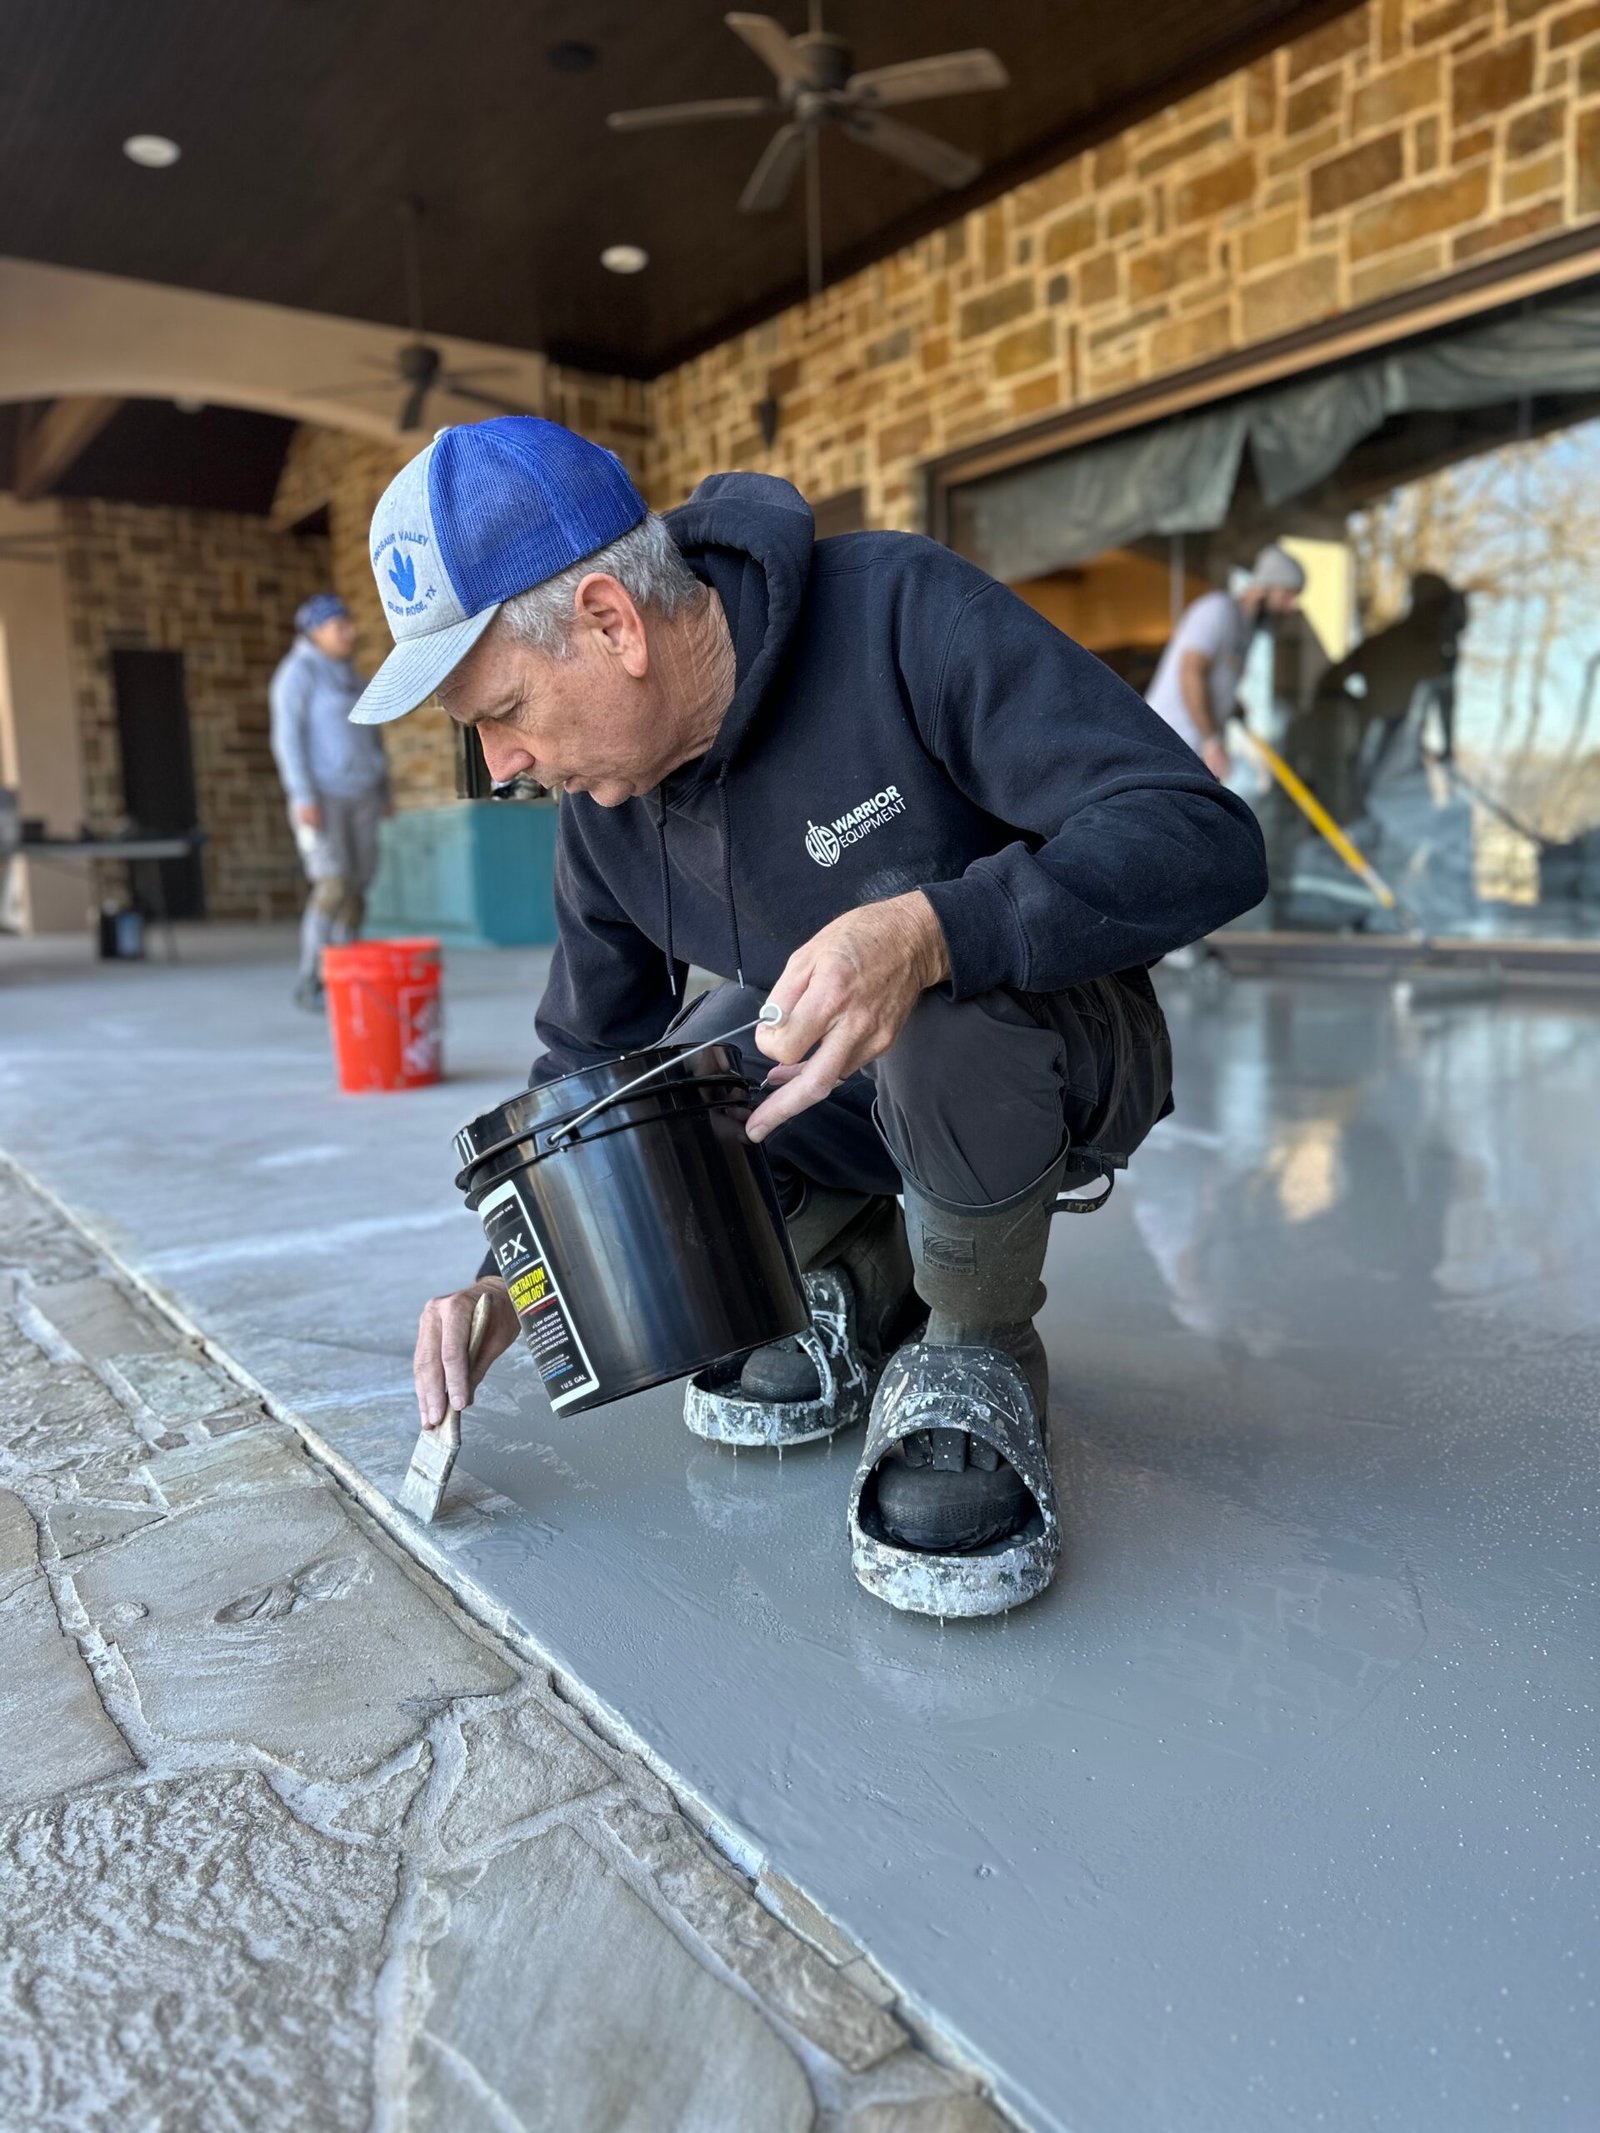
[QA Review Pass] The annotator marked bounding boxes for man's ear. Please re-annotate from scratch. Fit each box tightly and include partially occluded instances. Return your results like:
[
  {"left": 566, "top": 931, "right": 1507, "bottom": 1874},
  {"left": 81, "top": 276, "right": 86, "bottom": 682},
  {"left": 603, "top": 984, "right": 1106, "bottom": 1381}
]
[{"left": 572, "top": 573, "right": 649, "bottom": 677}]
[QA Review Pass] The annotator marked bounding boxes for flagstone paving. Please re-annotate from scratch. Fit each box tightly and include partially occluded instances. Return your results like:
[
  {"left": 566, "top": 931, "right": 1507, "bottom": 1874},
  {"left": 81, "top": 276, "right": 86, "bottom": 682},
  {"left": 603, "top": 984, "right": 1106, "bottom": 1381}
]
[{"left": 0, "top": 1160, "right": 1009, "bottom": 2133}]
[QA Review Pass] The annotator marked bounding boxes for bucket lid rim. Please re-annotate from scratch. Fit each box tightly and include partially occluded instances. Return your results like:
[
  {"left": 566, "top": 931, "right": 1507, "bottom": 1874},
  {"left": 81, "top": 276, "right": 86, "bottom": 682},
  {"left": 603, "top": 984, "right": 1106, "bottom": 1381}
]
[{"left": 323, "top": 936, "right": 441, "bottom": 962}]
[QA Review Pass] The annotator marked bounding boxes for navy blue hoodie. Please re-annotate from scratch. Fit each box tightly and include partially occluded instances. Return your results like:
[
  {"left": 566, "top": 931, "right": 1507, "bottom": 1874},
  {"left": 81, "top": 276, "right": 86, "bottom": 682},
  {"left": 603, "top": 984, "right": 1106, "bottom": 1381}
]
[{"left": 530, "top": 474, "right": 1265, "bottom": 1078}]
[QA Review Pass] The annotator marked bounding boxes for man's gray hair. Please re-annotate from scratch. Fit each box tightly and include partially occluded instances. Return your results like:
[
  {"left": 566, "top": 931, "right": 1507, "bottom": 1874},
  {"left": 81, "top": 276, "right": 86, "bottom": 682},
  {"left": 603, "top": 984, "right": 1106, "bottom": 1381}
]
[{"left": 495, "top": 512, "right": 706, "bottom": 658}]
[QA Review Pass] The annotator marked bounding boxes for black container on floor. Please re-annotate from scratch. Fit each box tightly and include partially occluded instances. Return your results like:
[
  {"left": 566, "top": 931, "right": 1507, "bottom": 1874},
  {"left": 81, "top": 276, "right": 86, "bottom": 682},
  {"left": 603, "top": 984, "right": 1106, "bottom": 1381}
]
[
  {"left": 453, "top": 1043, "right": 807, "bottom": 1417},
  {"left": 97, "top": 904, "right": 145, "bottom": 960}
]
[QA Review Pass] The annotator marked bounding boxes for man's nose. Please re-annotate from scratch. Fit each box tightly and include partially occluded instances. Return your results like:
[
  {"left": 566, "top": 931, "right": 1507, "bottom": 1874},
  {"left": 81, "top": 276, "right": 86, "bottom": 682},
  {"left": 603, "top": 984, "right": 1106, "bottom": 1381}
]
[{"left": 478, "top": 726, "right": 535, "bottom": 784}]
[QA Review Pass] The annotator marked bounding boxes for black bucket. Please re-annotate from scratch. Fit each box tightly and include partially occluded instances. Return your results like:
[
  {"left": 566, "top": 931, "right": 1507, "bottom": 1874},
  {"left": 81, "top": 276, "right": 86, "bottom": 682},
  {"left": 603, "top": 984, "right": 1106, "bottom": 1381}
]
[{"left": 453, "top": 1043, "right": 808, "bottom": 1416}]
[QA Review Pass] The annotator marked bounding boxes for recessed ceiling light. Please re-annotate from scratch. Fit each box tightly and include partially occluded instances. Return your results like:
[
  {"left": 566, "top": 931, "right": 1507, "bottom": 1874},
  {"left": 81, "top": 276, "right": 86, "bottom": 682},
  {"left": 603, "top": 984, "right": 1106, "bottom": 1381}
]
[
  {"left": 123, "top": 134, "right": 181, "bottom": 169},
  {"left": 601, "top": 244, "right": 648, "bottom": 275}
]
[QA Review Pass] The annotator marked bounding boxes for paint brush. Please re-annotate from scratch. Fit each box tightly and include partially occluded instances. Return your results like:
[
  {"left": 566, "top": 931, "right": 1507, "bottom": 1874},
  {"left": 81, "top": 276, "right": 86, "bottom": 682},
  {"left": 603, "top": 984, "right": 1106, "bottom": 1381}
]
[{"left": 398, "top": 1289, "right": 494, "bottom": 1523}]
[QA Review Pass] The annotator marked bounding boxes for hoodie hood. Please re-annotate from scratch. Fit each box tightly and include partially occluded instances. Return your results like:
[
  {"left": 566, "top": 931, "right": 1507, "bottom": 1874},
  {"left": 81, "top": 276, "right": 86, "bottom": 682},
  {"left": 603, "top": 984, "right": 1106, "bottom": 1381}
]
[
  {"left": 525, "top": 496, "right": 1268, "bottom": 1092},
  {"left": 663, "top": 473, "right": 815, "bottom": 782}
]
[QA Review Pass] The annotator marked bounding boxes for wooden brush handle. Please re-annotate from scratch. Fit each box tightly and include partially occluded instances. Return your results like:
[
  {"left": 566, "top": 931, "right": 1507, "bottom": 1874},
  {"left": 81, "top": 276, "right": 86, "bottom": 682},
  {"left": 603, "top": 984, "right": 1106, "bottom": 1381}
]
[{"left": 440, "top": 1289, "right": 497, "bottom": 1448}]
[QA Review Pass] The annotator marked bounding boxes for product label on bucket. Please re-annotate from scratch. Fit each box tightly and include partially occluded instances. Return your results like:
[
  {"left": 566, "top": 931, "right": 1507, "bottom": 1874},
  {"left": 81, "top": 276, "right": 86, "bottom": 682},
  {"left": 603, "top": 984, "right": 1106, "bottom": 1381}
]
[{"left": 477, "top": 1178, "right": 599, "bottom": 1410}]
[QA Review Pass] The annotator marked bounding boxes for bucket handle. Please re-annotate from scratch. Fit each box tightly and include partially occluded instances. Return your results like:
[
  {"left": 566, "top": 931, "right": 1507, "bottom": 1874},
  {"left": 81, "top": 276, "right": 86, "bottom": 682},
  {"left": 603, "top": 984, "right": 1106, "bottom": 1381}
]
[
  {"left": 454, "top": 1072, "right": 753, "bottom": 1189},
  {"left": 548, "top": 1002, "right": 784, "bottom": 1150}
]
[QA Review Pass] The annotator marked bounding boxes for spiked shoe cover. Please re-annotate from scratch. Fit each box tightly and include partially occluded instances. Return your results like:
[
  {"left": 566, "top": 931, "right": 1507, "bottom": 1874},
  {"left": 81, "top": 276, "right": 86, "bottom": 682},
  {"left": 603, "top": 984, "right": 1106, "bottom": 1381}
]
[
  {"left": 684, "top": 1188, "right": 919, "bottom": 1449},
  {"left": 850, "top": 1155, "right": 1069, "bottom": 1616}
]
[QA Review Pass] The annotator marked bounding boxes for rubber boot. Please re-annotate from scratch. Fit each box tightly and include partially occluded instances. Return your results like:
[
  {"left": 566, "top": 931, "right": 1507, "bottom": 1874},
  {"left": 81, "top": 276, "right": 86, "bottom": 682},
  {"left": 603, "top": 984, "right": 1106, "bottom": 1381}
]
[
  {"left": 684, "top": 1184, "right": 920, "bottom": 1449},
  {"left": 849, "top": 1154, "right": 1070, "bottom": 1616}
]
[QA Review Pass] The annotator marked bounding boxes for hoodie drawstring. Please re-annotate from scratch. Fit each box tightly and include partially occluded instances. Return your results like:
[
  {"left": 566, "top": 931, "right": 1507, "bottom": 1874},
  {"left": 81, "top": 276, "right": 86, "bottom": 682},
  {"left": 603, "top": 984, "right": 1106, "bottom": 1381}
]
[
  {"left": 718, "top": 767, "right": 744, "bottom": 987},
  {"left": 654, "top": 789, "right": 680, "bottom": 1000}
]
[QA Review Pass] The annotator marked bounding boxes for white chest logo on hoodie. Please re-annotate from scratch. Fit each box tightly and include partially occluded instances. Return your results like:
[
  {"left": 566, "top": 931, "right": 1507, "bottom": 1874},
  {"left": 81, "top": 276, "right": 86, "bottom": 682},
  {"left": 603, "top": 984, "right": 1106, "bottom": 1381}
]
[{"left": 805, "top": 786, "right": 905, "bottom": 867}]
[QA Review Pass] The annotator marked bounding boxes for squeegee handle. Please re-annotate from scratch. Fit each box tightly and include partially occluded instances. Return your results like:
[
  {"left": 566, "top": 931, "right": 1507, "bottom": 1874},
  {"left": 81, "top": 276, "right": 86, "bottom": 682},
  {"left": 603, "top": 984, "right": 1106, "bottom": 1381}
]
[
  {"left": 548, "top": 1002, "right": 784, "bottom": 1149},
  {"left": 1233, "top": 722, "right": 1398, "bottom": 909}
]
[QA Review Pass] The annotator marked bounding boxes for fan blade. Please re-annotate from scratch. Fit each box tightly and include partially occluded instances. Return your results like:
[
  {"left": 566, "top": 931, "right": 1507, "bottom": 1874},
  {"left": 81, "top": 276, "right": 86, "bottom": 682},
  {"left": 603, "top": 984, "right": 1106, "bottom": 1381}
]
[
  {"left": 846, "top": 49, "right": 1009, "bottom": 107},
  {"left": 399, "top": 377, "right": 431, "bottom": 432},
  {"left": 838, "top": 109, "right": 980, "bottom": 189},
  {"left": 438, "top": 382, "right": 542, "bottom": 417},
  {"left": 725, "top": 12, "right": 807, "bottom": 84},
  {"left": 608, "top": 96, "right": 774, "bottom": 130},
  {"left": 739, "top": 121, "right": 808, "bottom": 212}
]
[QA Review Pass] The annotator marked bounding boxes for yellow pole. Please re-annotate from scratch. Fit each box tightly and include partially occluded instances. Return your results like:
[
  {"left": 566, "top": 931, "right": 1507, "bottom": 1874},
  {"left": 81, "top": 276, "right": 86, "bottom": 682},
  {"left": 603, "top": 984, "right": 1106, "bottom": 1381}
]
[{"left": 1232, "top": 722, "right": 1398, "bottom": 912}]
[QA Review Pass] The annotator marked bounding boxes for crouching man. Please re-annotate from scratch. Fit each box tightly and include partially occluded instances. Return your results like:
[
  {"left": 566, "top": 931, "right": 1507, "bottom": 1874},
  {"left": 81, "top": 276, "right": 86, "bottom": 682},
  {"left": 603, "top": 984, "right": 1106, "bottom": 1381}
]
[{"left": 350, "top": 419, "right": 1266, "bottom": 1616}]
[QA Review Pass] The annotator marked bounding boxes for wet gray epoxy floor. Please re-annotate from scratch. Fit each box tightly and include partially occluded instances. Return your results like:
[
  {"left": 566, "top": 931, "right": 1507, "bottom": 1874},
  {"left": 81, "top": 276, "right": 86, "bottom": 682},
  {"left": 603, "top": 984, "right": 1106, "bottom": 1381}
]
[{"left": 2, "top": 927, "right": 1596, "bottom": 2132}]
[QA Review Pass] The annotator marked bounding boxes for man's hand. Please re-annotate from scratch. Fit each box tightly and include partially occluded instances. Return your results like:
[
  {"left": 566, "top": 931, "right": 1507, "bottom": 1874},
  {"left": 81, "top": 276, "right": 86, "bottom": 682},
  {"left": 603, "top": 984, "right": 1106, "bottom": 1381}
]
[
  {"left": 295, "top": 801, "right": 323, "bottom": 832},
  {"left": 1201, "top": 736, "right": 1231, "bottom": 781},
  {"left": 747, "top": 891, "right": 950, "bottom": 1142},
  {"left": 413, "top": 1277, "right": 519, "bottom": 1429}
]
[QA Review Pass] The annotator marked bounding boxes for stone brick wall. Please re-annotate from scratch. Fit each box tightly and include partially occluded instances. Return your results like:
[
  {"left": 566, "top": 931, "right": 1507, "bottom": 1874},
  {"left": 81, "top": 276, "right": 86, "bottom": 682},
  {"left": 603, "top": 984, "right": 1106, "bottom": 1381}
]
[
  {"left": 59, "top": 499, "right": 331, "bottom": 919},
  {"left": 257, "top": 0, "right": 1599, "bottom": 820},
  {"left": 641, "top": 0, "right": 1600, "bottom": 524}
]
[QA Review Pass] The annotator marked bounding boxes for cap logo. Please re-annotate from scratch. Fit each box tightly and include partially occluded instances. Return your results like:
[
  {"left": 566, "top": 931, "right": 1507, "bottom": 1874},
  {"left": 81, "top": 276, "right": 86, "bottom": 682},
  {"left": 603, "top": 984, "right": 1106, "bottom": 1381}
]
[{"left": 372, "top": 527, "right": 438, "bottom": 622}]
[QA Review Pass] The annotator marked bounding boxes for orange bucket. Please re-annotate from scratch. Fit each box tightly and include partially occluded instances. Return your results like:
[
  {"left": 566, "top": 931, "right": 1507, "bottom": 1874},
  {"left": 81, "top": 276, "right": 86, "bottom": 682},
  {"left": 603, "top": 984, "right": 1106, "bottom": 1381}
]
[{"left": 323, "top": 938, "right": 442, "bottom": 1093}]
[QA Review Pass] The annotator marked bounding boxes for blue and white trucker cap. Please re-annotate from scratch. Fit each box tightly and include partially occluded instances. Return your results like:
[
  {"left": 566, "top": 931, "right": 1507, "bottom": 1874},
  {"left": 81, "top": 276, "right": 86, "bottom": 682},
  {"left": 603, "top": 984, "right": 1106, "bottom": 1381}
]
[{"left": 350, "top": 417, "right": 648, "bottom": 725}]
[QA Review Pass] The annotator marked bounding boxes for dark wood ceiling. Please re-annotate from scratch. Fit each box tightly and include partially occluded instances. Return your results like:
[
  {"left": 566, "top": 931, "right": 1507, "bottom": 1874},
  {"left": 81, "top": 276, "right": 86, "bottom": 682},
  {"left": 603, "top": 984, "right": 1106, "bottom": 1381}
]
[
  {"left": 0, "top": 402, "right": 298, "bottom": 513},
  {"left": 54, "top": 403, "right": 298, "bottom": 513},
  {"left": 2, "top": 0, "right": 1350, "bottom": 376}
]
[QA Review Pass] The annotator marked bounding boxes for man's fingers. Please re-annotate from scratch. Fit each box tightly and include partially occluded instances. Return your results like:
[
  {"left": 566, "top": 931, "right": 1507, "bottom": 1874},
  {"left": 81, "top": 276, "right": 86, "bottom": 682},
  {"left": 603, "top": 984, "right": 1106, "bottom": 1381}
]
[
  {"left": 746, "top": 1069, "right": 832, "bottom": 1141},
  {"left": 760, "top": 961, "right": 857, "bottom": 1068},
  {"left": 754, "top": 955, "right": 817, "bottom": 1060},
  {"left": 415, "top": 1284, "right": 510, "bottom": 1429},
  {"left": 413, "top": 1301, "right": 449, "bottom": 1429},
  {"left": 747, "top": 1022, "right": 862, "bottom": 1140},
  {"left": 438, "top": 1295, "right": 478, "bottom": 1417}
]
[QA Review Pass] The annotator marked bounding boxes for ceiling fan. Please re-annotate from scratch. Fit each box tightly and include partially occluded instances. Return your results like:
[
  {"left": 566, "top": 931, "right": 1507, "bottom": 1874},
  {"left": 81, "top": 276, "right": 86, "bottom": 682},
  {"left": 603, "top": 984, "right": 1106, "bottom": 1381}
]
[
  {"left": 608, "top": 6, "right": 1008, "bottom": 295},
  {"left": 302, "top": 200, "right": 540, "bottom": 434}
]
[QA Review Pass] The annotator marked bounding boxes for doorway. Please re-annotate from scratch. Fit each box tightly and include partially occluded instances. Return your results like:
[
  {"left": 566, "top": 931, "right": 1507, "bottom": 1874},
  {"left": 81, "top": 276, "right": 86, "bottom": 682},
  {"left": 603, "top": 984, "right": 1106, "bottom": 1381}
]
[{"left": 112, "top": 647, "right": 204, "bottom": 918}]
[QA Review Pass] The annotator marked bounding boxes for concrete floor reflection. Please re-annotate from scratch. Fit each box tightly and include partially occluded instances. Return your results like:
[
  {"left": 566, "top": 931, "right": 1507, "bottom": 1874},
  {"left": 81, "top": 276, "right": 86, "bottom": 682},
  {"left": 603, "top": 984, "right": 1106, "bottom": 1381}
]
[{"left": 1132, "top": 973, "right": 1598, "bottom": 1355}]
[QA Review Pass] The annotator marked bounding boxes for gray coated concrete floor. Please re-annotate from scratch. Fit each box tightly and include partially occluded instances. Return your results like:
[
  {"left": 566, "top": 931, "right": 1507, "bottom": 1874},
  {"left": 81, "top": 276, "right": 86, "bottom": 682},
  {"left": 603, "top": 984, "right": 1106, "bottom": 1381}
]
[{"left": 2, "top": 926, "right": 1597, "bottom": 2132}]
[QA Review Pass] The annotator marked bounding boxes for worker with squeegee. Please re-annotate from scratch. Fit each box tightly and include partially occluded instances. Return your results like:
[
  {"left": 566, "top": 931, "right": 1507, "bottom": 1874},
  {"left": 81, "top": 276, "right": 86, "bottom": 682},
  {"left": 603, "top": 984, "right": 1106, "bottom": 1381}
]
[
  {"left": 352, "top": 417, "right": 1266, "bottom": 1616},
  {"left": 1147, "top": 547, "right": 1423, "bottom": 927}
]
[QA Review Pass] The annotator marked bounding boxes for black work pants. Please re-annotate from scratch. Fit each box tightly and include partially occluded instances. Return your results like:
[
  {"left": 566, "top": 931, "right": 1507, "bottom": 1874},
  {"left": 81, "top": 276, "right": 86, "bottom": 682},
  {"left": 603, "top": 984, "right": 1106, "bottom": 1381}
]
[{"left": 666, "top": 969, "right": 1173, "bottom": 1211}]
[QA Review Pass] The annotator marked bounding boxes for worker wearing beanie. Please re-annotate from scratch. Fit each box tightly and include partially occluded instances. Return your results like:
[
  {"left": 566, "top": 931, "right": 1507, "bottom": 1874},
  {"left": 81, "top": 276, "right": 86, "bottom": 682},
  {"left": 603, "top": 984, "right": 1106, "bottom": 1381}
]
[
  {"left": 360, "top": 418, "right": 1268, "bottom": 1618},
  {"left": 1145, "top": 545, "right": 1307, "bottom": 781},
  {"left": 270, "top": 593, "right": 391, "bottom": 1010}
]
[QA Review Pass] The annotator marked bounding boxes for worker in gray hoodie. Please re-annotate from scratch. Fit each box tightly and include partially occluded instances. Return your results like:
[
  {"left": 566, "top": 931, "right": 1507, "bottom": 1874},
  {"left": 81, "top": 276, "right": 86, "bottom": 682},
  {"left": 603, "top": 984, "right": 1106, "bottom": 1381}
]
[{"left": 269, "top": 593, "right": 391, "bottom": 1008}]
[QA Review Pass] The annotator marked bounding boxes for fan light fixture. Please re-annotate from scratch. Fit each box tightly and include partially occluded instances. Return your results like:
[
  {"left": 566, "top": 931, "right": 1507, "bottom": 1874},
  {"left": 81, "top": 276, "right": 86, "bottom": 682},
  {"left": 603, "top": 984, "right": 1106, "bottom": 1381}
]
[
  {"left": 123, "top": 134, "right": 181, "bottom": 169},
  {"left": 292, "top": 199, "right": 544, "bottom": 434},
  {"left": 601, "top": 245, "right": 650, "bottom": 275}
]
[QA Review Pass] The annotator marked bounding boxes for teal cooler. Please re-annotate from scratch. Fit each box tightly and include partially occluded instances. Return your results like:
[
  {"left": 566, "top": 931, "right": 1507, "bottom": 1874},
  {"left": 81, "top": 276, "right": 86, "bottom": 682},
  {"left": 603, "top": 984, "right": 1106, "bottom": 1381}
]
[{"left": 366, "top": 799, "right": 558, "bottom": 949}]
